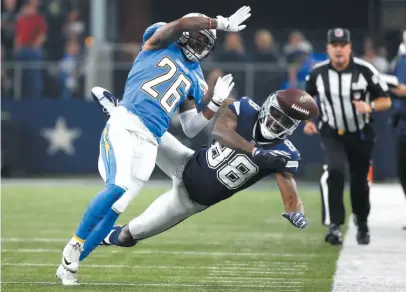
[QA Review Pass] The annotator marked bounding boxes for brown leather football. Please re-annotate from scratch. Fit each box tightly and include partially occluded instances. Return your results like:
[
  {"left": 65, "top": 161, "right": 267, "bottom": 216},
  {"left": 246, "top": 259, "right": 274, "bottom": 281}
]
[{"left": 276, "top": 89, "right": 319, "bottom": 120}]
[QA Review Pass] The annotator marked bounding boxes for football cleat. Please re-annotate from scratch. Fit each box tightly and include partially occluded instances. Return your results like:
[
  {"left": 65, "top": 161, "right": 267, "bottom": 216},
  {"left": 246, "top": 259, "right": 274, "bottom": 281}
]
[
  {"left": 61, "top": 242, "right": 82, "bottom": 273},
  {"left": 100, "top": 225, "right": 122, "bottom": 246},
  {"left": 325, "top": 224, "right": 343, "bottom": 245},
  {"left": 356, "top": 224, "right": 370, "bottom": 245},
  {"left": 56, "top": 264, "right": 80, "bottom": 286}
]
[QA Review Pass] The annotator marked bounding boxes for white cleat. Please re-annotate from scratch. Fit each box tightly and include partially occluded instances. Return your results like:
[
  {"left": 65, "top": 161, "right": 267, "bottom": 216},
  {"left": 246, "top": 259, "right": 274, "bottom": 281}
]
[
  {"left": 61, "top": 242, "right": 83, "bottom": 273},
  {"left": 56, "top": 264, "right": 80, "bottom": 286}
]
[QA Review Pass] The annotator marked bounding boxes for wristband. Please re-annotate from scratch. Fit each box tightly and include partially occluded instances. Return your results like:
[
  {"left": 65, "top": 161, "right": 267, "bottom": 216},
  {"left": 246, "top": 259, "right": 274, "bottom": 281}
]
[
  {"left": 371, "top": 102, "right": 376, "bottom": 112},
  {"left": 207, "top": 101, "right": 220, "bottom": 112}
]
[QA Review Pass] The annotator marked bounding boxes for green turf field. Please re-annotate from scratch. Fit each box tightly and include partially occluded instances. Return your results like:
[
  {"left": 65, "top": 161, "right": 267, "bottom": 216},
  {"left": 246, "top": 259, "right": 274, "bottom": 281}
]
[{"left": 1, "top": 183, "right": 345, "bottom": 291}]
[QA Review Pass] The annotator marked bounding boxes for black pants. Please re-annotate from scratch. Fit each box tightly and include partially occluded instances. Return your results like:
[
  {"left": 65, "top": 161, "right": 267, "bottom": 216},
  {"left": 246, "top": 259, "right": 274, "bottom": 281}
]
[
  {"left": 397, "top": 135, "right": 406, "bottom": 196},
  {"left": 319, "top": 124, "right": 375, "bottom": 226}
]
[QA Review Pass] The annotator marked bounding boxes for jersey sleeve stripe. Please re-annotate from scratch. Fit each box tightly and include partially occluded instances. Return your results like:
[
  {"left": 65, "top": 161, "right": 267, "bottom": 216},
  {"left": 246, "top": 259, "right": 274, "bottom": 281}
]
[
  {"left": 233, "top": 101, "right": 241, "bottom": 115},
  {"left": 285, "top": 161, "right": 299, "bottom": 168},
  {"left": 380, "top": 74, "right": 399, "bottom": 87}
]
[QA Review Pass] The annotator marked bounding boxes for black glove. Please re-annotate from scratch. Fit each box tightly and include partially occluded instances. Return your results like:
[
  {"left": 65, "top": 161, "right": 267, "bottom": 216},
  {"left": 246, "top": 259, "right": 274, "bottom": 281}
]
[{"left": 252, "top": 148, "right": 290, "bottom": 170}]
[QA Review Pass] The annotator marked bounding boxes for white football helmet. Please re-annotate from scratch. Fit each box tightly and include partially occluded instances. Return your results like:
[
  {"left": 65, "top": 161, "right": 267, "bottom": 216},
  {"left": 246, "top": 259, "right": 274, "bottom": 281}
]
[
  {"left": 257, "top": 91, "right": 301, "bottom": 140},
  {"left": 178, "top": 13, "right": 217, "bottom": 62}
]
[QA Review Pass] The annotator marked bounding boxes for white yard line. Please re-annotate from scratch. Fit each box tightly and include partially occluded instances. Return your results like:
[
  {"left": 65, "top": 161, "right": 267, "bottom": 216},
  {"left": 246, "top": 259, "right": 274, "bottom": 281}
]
[
  {"left": 332, "top": 184, "right": 406, "bottom": 292},
  {"left": 0, "top": 233, "right": 320, "bottom": 244},
  {"left": 1, "top": 248, "right": 314, "bottom": 258},
  {"left": 1, "top": 262, "right": 303, "bottom": 271},
  {"left": 1, "top": 178, "right": 171, "bottom": 188},
  {"left": 0, "top": 178, "right": 320, "bottom": 190},
  {"left": 0, "top": 281, "right": 301, "bottom": 289}
]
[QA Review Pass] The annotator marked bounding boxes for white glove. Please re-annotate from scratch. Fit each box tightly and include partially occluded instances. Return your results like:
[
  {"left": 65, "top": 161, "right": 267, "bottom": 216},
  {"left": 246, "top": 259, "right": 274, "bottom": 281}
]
[
  {"left": 207, "top": 74, "right": 235, "bottom": 112},
  {"left": 216, "top": 6, "right": 251, "bottom": 32}
]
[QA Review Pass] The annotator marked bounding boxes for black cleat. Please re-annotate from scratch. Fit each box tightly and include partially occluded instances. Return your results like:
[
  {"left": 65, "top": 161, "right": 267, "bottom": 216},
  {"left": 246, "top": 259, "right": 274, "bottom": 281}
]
[
  {"left": 356, "top": 224, "right": 370, "bottom": 245},
  {"left": 325, "top": 224, "right": 343, "bottom": 245}
]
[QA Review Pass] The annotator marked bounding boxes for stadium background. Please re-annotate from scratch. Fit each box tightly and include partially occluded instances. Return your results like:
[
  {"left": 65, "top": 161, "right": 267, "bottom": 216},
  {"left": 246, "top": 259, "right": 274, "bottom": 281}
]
[{"left": 1, "top": 0, "right": 405, "bottom": 181}]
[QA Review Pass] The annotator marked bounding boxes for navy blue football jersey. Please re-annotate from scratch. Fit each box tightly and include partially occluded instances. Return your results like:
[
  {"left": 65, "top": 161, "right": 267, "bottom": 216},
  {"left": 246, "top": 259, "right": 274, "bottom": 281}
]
[{"left": 182, "top": 97, "right": 301, "bottom": 206}]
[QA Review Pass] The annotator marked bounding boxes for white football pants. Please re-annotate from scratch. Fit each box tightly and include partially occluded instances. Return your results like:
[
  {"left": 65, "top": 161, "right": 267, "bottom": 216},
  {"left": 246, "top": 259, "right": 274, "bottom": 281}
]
[
  {"left": 128, "top": 132, "right": 207, "bottom": 240},
  {"left": 98, "top": 106, "right": 158, "bottom": 213}
]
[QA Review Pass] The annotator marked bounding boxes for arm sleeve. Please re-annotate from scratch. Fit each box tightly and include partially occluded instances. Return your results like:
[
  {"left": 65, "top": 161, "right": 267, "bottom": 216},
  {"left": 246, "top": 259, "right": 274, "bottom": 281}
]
[{"left": 178, "top": 108, "right": 210, "bottom": 138}]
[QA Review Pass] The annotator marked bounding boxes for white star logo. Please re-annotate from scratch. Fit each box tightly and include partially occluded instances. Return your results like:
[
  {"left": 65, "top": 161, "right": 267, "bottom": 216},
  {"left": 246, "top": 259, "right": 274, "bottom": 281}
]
[{"left": 41, "top": 117, "right": 82, "bottom": 156}]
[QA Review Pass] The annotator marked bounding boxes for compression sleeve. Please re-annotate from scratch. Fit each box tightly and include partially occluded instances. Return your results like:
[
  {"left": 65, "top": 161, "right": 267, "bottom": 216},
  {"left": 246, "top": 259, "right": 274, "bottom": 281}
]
[{"left": 178, "top": 108, "right": 210, "bottom": 138}]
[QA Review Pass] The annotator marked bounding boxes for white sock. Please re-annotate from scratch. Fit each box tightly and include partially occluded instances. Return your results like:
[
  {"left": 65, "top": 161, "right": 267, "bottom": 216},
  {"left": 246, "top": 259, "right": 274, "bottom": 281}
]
[{"left": 69, "top": 237, "right": 84, "bottom": 247}]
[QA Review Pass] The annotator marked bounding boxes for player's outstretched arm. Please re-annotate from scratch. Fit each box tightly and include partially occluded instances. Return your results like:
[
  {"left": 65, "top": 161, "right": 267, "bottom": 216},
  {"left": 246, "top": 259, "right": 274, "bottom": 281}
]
[
  {"left": 276, "top": 172, "right": 304, "bottom": 213},
  {"left": 212, "top": 107, "right": 289, "bottom": 170},
  {"left": 212, "top": 107, "right": 255, "bottom": 155},
  {"left": 144, "top": 6, "right": 251, "bottom": 50},
  {"left": 177, "top": 74, "right": 235, "bottom": 138},
  {"left": 276, "top": 172, "right": 307, "bottom": 229}
]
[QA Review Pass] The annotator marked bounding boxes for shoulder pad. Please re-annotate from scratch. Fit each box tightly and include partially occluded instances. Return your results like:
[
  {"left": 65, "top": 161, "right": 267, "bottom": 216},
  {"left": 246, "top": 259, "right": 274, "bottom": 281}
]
[
  {"left": 228, "top": 101, "right": 241, "bottom": 115},
  {"left": 240, "top": 97, "right": 260, "bottom": 111},
  {"left": 142, "top": 22, "right": 166, "bottom": 43}
]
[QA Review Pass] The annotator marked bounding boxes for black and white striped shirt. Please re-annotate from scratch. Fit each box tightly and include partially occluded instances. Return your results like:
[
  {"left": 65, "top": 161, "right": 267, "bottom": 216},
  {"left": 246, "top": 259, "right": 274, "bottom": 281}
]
[{"left": 305, "top": 57, "right": 389, "bottom": 133}]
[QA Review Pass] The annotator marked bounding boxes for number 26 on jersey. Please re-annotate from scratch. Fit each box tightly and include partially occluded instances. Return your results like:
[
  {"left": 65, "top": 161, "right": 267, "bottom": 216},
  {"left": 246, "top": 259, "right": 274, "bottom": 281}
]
[{"left": 141, "top": 57, "right": 192, "bottom": 113}]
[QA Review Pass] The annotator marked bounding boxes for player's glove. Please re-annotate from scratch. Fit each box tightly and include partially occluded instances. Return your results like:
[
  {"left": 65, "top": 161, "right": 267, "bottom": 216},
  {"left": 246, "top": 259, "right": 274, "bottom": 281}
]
[
  {"left": 282, "top": 212, "right": 307, "bottom": 229},
  {"left": 208, "top": 74, "right": 235, "bottom": 112},
  {"left": 216, "top": 6, "right": 251, "bottom": 32},
  {"left": 251, "top": 148, "right": 290, "bottom": 170},
  {"left": 91, "top": 87, "right": 119, "bottom": 116}
]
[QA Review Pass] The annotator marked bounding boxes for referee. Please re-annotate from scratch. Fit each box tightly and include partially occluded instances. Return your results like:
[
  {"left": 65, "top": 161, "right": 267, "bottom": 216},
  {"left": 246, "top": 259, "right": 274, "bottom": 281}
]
[{"left": 304, "top": 28, "right": 392, "bottom": 245}]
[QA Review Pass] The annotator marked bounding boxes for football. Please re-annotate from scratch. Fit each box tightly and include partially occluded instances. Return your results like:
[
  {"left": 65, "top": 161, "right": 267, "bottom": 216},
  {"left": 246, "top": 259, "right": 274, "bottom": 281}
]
[{"left": 276, "top": 89, "right": 319, "bottom": 120}]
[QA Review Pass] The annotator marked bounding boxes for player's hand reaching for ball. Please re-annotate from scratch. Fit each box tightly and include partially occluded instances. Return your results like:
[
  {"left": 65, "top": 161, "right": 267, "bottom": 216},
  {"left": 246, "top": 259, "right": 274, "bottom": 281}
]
[
  {"left": 211, "top": 74, "right": 235, "bottom": 108},
  {"left": 216, "top": 6, "right": 251, "bottom": 32}
]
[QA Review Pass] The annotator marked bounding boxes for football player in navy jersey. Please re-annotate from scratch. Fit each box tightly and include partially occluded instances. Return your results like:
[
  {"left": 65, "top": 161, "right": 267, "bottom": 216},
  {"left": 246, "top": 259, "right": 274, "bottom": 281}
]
[{"left": 89, "top": 87, "right": 318, "bottom": 250}]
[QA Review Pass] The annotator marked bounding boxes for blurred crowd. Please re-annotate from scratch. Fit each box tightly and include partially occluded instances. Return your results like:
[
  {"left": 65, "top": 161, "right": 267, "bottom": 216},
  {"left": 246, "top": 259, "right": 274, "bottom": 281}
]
[
  {"left": 1, "top": 1, "right": 404, "bottom": 101},
  {"left": 1, "top": 0, "right": 87, "bottom": 99}
]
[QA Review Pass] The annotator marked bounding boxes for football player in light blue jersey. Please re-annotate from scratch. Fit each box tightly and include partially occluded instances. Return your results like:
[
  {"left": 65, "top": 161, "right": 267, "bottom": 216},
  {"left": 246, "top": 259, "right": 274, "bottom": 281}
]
[{"left": 56, "top": 6, "right": 252, "bottom": 285}]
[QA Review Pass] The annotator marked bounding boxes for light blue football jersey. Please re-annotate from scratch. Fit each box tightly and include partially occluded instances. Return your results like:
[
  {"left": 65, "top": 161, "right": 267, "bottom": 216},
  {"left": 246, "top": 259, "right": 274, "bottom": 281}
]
[{"left": 120, "top": 23, "right": 207, "bottom": 141}]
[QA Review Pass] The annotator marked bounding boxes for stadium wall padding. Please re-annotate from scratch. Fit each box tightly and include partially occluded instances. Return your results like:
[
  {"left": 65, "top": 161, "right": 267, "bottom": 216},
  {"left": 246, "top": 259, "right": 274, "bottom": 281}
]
[{"left": 1, "top": 99, "right": 397, "bottom": 181}]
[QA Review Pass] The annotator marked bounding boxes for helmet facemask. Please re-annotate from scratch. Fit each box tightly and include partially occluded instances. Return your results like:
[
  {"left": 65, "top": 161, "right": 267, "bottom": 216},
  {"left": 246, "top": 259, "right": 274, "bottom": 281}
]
[
  {"left": 179, "top": 30, "right": 217, "bottom": 62},
  {"left": 258, "top": 92, "right": 300, "bottom": 140}
]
